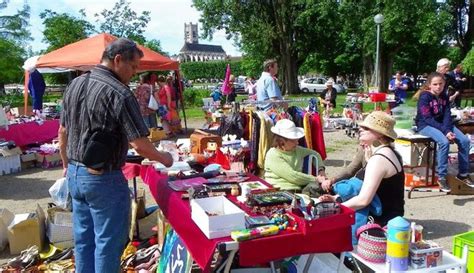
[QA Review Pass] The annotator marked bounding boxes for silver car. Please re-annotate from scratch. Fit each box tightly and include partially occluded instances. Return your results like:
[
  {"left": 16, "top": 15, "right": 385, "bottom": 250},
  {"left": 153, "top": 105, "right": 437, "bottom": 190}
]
[{"left": 299, "top": 77, "right": 345, "bottom": 93}]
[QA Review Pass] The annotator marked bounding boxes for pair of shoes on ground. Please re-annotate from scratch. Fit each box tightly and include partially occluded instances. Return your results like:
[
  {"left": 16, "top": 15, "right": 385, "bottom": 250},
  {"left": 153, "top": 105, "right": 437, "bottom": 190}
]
[
  {"left": 7, "top": 245, "right": 39, "bottom": 269},
  {"left": 438, "top": 174, "right": 474, "bottom": 193}
]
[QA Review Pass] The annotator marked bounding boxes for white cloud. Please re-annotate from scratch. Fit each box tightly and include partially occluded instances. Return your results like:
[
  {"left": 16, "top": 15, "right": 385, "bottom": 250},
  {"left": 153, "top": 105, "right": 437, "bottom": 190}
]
[{"left": 3, "top": 0, "right": 241, "bottom": 56}]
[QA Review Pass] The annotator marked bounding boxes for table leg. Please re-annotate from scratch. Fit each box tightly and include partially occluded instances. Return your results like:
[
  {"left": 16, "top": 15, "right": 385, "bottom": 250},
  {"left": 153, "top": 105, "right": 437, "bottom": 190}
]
[
  {"left": 303, "top": 254, "right": 315, "bottom": 273},
  {"left": 133, "top": 177, "right": 140, "bottom": 239},
  {"left": 223, "top": 249, "right": 238, "bottom": 273}
]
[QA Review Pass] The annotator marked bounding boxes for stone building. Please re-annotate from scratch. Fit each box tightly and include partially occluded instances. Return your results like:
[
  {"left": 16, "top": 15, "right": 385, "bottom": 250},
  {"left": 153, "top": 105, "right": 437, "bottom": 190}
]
[{"left": 177, "top": 22, "right": 227, "bottom": 63}]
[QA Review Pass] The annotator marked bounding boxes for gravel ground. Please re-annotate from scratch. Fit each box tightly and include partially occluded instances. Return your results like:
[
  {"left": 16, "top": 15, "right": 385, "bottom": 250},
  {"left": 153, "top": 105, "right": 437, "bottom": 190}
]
[{"left": 0, "top": 118, "right": 473, "bottom": 264}]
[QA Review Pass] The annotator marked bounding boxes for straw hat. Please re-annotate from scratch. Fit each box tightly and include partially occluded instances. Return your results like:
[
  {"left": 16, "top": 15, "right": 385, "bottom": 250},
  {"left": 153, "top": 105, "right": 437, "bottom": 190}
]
[
  {"left": 271, "top": 119, "right": 305, "bottom": 139},
  {"left": 326, "top": 79, "right": 334, "bottom": 86},
  {"left": 359, "top": 111, "right": 397, "bottom": 140}
]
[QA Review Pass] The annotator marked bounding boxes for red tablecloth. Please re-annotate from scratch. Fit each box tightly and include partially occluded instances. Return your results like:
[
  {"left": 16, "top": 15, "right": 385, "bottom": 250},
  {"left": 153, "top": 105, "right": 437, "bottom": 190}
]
[
  {"left": 0, "top": 120, "right": 60, "bottom": 147},
  {"left": 137, "top": 165, "right": 354, "bottom": 271}
]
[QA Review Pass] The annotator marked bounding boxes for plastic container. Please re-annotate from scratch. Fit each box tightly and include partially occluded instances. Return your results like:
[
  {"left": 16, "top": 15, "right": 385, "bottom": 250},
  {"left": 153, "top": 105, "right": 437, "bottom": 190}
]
[
  {"left": 369, "top": 93, "right": 387, "bottom": 102},
  {"left": 386, "top": 216, "right": 410, "bottom": 271},
  {"left": 453, "top": 231, "right": 474, "bottom": 272}
]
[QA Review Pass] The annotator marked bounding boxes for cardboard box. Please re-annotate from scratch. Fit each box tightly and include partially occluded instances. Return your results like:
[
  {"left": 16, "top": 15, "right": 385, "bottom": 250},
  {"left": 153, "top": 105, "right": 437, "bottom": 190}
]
[
  {"left": 20, "top": 153, "right": 36, "bottom": 162},
  {"left": 394, "top": 140, "right": 428, "bottom": 166},
  {"left": 0, "top": 147, "right": 22, "bottom": 157},
  {"left": 0, "top": 209, "right": 14, "bottom": 251},
  {"left": 36, "top": 152, "right": 62, "bottom": 169},
  {"left": 5, "top": 205, "right": 45, "bottom": 254},
  {"left": 148, "top": 128, "right": 167, "bottom": 143},
  {"left": 46, "top": 207, "right": 73, "bottom": 243},
  {"left": 0, "top": 155, "right": 21, "bottom": 175},
  {"left": 191, "top": 196, "right": 245, "bottom": 239},
  {"left": 410, "top": 241, "right": 443, "bottom": 269},
  {"left": 447, "top": 174, "right": 474, "bottom": 195}
]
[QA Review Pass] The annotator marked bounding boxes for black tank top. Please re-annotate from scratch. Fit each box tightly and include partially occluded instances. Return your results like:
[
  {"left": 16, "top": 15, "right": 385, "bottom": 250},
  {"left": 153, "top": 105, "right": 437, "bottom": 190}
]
[{"left": 371, "top": 146, "right": 405, "bottom": 226}]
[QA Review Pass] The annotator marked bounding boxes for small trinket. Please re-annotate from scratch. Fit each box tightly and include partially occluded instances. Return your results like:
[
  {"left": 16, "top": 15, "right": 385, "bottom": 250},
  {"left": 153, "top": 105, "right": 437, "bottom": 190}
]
[{"left": 231, "top": 185, "right": 240, "bottom": 196}]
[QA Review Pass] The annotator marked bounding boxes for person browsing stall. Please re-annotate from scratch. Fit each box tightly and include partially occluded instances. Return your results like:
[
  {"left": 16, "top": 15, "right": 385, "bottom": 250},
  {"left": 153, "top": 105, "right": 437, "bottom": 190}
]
[
  {"left": 58, "top": 38, "right": 173, "bottom": 273},
  {"left": 415, "top": 72, "right": 473, "bottom": 192},
  {"left": 264, "top": 119, "right": 326, "bottom": 192},
  {"left": 388, "top": 71, "right": 409, "bottom": 105},
  {"left": 320, "top": 111, "right": 405, "bottom": 226},
  {"left": 320, "top": 79, "right": 337, "bottom": 115},
  {"left": 256, "top": 59, "right": 283, "bottom": 110}
]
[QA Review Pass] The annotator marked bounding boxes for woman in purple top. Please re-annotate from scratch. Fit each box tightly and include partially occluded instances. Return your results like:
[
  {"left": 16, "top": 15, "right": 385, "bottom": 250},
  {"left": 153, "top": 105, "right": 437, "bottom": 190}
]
[{"left": 415, "top": 72, "right": 474, "bottom": 192}]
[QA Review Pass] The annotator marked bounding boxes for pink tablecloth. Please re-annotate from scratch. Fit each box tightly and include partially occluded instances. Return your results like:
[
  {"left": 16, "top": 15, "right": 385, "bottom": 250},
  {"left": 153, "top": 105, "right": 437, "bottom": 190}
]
[
  {"left": 0, "top": 120, "right": 60, "bottom": 147},
  {"left": 133, "top": 165, "right": 354, "bottom": 271}
]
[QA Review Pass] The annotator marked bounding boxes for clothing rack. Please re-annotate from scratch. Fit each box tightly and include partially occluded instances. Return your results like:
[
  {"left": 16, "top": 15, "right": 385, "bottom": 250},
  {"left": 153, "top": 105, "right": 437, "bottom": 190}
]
[{"left": 240, "top": 98, "right": 314, "bottom": 105}]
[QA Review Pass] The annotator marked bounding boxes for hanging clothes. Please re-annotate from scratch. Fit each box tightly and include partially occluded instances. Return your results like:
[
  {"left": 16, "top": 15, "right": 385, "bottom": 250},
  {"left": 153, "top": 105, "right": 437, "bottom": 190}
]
[
  {"left": 257, "top": 111, "right": 274, "bottom": 172},
  {"left": 309, "top": 112, "right": 327, "bottom": 160},
  {"left": 303, "top": 112, "right": 313, "bottom": 150}
]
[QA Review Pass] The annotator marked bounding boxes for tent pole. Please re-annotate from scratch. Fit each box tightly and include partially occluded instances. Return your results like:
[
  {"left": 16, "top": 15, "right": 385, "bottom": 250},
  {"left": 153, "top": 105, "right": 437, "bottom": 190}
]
[
  {"left": 24, "top": 71, "right": 29, "bottom": 115},
  {"left": 175, "top": 70, "right": 187, "bottom": 134}
]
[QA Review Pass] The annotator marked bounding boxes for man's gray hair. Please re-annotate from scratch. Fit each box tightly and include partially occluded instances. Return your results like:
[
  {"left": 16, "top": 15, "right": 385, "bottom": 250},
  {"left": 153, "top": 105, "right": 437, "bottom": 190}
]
[
  {"left": 101, "top": 38, "right": 144, "bottom": 62},
  {"left": 263, "top": 59, "right": 277, "bottom": 72}
]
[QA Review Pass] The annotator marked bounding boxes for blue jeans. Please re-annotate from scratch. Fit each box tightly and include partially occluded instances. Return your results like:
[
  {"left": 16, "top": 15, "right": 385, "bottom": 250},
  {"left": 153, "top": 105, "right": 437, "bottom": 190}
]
[
  {"left": 143, "top": 114, "right": 157, "bottom": 129},
  {"left": 67, "top": 164, "right": 131, "bottom": 273},
  {"left": 418, "top": 125, "right": 470, "bottom": 179}
]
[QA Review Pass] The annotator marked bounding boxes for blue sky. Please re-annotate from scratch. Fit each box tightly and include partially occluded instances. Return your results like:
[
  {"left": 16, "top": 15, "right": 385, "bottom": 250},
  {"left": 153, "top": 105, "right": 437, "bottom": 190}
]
[{"left": 3, "top": 0, "right": 241, "bottom": 56}]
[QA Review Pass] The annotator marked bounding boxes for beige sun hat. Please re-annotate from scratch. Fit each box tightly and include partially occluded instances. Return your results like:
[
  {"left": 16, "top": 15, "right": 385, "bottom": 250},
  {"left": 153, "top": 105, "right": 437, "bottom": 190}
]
[
  {"left": 271, "top": 119, "right": 305, "bottom": 139},
  {"left": 359, "top": 111, "right": 397, "bottom": 140},
  {"left": 326, "top": 79, "right": 334, "bottom": 86},
  {"left": 437, "top": 58, "right": 451, "bottom": 68}
]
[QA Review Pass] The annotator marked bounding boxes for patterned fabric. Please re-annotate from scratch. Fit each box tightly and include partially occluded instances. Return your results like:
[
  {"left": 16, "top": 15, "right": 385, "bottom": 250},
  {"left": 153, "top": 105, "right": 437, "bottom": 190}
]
[
  {"left": 61, "top": 65, "right": 149, "bottom": 169},
  {"left": 135, "top": 83, "right": 155, "bottom": 116},
  {"left": 415, "top": 91, "right": 453, "bottom": 134}
]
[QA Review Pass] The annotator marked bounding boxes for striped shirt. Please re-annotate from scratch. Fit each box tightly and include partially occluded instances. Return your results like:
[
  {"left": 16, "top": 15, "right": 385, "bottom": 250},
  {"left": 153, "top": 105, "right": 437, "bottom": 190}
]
[{"left": 60, "top": 65, "right": 149, "bottom": 169}]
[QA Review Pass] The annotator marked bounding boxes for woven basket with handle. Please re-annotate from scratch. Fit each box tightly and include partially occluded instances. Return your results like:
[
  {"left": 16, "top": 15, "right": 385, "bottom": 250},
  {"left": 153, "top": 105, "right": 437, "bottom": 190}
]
[{"left": 356, "top": 223, "right": 387, "bottom": 263}]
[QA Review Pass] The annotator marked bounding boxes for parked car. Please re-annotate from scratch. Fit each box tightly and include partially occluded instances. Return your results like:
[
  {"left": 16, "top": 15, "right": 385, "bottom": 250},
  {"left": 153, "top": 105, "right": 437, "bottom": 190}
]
[
  {"left": 211, "top": 83, "right": 246, "bottom": 95},
  {"left": 299, "top": 77, "right": 346, "bottom": 93}
]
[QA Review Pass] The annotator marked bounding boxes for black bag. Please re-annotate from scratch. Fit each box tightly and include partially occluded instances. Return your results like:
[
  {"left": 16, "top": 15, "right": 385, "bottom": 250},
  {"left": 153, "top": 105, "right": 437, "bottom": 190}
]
[{"left": 82, "top": 130, "right": 118, "bottom": 170}]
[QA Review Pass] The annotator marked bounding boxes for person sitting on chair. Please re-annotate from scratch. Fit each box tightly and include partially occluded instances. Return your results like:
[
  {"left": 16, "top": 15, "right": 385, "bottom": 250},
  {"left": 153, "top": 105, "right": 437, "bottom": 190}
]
[
  {"left": 264, "top": 119, "right": 326, "bottom": 192},
  {"left": 415, "top": 71, "right": 473, "bottom": 192},
  {"left": 320, "top": 79, "right": 337, "bottom": 117}
]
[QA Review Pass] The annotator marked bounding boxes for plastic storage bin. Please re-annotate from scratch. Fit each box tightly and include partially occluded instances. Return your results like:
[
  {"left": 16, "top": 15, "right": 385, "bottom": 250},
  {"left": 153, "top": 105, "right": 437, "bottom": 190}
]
[
  {"left": 369, "top": 93, "right": 387, "bottom": 102},
  {"left": 452, "top": 231, "right": 474, "bottom": 272}
]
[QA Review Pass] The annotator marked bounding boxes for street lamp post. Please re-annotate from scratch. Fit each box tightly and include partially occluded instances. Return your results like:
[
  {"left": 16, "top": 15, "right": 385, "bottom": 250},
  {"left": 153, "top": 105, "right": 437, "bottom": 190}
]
[{"left": 374, "top": 13, "right": 384, "bottom": 91}]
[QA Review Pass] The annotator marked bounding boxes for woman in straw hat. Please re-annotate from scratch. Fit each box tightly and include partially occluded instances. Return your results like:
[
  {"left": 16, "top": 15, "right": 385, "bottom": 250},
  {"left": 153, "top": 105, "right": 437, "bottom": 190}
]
[
  {"left": 321, "top": 111, "right": 404, "bottom": 226},
  {"left": 264, "top": 119, "right": 326, "bottom": 192}
]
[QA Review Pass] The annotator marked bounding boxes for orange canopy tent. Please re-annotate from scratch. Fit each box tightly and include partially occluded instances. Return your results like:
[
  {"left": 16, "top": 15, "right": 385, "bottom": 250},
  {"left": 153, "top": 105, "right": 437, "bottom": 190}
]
[
  {"left": 34, "top": 33, "right": 178, "bottom": 71},
  {"left": 24, "top": 33, "right": 187, "bottom": 129}
]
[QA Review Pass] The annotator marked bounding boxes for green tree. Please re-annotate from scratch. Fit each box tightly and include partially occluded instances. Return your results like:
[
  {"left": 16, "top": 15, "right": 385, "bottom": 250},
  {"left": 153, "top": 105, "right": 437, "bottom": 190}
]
[
  {"left": 94, "top": 0, "right": 150, "bottom": 44},
  {"left": 0, "top": 38, "right": 25, "bottom": 85},
  {"left": 194, "top": 0, "right": 304, "bottom": 94},
  {"left": 40, "top": 9, "right": 95, "bottom": 51},
  {"left": 0, "top": 0, "right": 30, "bottom": 92},
  {"left": 144, "top": 38, "right": 168, "bottom": 56},
  {"left": 0, "top": 0, "right": 30, "bottom": 41},
  {"left": 445, "top": 0, "right": 473, "bottom": 58},
  {"left": 462, "top": 47, "right": 474, "bottom": 75}
]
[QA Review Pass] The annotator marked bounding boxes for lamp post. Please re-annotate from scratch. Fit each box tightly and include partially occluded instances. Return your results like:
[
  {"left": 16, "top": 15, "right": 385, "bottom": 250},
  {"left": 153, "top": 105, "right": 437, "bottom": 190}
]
[{"left": 374, "top": 13, "right": 384, "bottom": 91}]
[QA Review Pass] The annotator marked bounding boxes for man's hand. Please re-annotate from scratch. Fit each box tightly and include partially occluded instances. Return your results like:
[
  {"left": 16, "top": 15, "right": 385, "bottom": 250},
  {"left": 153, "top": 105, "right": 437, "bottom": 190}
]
[
  {"left": 319, "top": 194, "right": 336, "bottom": 202},
  {"left": 321, "top": 178, "right": 333, "bottom": 192},
  {"left": 446, "top": 131, "right": 456, "bottom": 141}
]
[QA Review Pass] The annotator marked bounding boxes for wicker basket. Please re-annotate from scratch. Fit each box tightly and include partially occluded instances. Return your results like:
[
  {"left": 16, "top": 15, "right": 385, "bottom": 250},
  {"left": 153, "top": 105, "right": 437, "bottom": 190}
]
[{"left": 356, "top": 223, "right": 387, "bottom": 263}]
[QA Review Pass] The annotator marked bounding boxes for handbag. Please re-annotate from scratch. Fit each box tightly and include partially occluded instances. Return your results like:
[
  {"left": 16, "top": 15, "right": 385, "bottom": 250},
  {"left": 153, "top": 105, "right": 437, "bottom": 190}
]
[
  {"left": 356, "top": 223, "right": 387, "bottom": 263},
  {"left": 147, "top": 87, "right": 159, "bottom": 111},
  {"left": 80, "top": 74, "right": 119, "bottom": 170},
  {"left": 314, "top": 201, "right": 341, "bottom": 218}
]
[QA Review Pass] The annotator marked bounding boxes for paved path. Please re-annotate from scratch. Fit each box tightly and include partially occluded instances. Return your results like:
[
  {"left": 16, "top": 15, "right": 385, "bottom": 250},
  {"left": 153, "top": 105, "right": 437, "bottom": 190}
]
[{"left": 0, "top": 118, "right": 472, "bottom": 264}]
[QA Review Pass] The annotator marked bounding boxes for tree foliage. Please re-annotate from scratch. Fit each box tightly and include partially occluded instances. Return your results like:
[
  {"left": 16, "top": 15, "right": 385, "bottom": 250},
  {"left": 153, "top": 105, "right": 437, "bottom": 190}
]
[
  {"left": 0, "top": 0, "right": 30, "bottom": 41},
  {"left": 462, "top": 47, "right": 474, "bottom": 75},
  {"left": 40, "top": 9, "right": 95, "bottom": 52},
  {"left": 445, "top": 0, "right": 473, "bottom": 58},
  {"left": 144, "top": 38, "right": 167, "bottom": 56},
  {"left": 180, "top": 60, "right": 244, "bottom": 80},
  {"left": 94, "top": 0, "right": 150, "bottom": 44},
  {"left": 0, "top": 38, "right": 25, "bottom": 84}
]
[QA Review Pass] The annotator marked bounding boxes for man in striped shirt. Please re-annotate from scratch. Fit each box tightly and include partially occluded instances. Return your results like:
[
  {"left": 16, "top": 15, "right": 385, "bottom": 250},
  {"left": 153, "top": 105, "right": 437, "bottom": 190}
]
[{"left": 58, "top": 38, "right": 172, "bottom": 273}]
